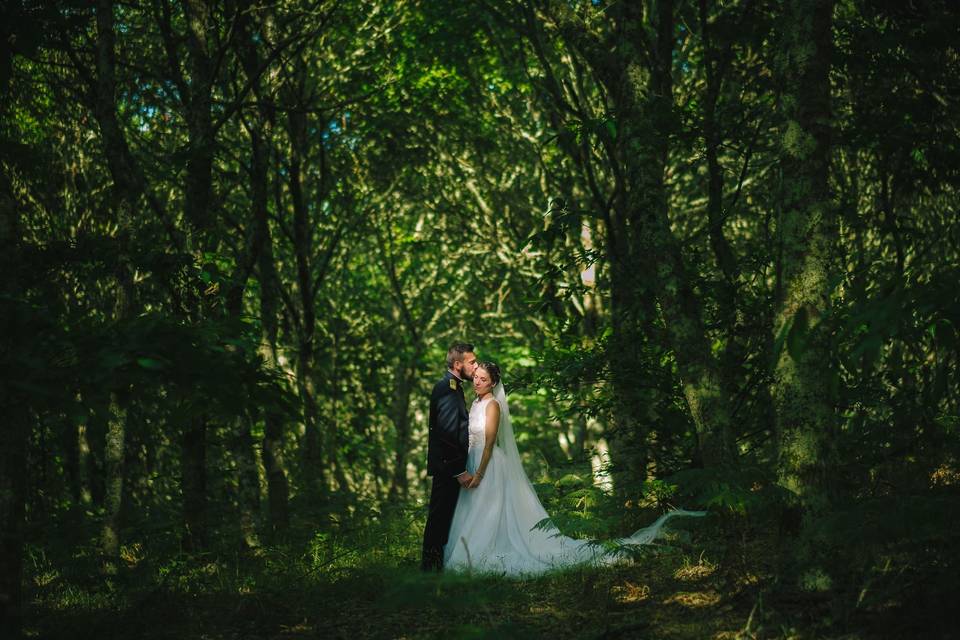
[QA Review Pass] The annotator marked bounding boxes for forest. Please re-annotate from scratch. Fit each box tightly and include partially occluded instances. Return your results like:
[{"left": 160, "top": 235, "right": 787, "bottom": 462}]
[{"left": 1, "top": 0, "right": 958, "bottom": 638}]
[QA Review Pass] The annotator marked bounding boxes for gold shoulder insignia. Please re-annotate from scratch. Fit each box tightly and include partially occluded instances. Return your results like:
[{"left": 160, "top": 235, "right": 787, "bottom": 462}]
[{"left": 449, "top": 379, "right": 458, "bottom": 390}]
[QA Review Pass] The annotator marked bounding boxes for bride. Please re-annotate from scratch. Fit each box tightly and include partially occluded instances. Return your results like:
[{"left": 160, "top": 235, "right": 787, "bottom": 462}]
[{"left": 443, "top": 361, "right": 705, "bottom": 576}]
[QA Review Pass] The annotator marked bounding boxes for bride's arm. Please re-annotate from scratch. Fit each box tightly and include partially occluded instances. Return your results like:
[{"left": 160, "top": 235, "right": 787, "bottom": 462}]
[{"left": 469, "top": 401, "right": 501, "bottom": 487}]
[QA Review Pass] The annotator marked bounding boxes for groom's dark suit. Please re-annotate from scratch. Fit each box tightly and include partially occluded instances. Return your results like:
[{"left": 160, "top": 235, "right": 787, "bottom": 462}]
[{"left": 421, "top": 370, "right": 469, "bottom": 571}]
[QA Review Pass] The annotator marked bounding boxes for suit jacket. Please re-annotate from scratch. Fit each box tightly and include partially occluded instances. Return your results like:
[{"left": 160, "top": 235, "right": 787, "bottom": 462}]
[{"left": 426, "top": 370, "right": 469, "bottom": 477}]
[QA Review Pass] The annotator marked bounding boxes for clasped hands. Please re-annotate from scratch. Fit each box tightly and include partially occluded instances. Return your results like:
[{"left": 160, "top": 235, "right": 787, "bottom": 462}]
[{"left": 457, "top": 471, "right": 483, "bottom": 489}]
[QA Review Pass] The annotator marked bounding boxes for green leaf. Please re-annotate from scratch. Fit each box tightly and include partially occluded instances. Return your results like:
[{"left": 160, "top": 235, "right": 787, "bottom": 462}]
[
  {"left": 136, "top": 357, "right": 165, "bottom": 371},
  {"left": 556, "top": 473, "right": 585, "bottom": 489},
  {"left": 604, "top": 118, "right": 617, "bottom": 140}
]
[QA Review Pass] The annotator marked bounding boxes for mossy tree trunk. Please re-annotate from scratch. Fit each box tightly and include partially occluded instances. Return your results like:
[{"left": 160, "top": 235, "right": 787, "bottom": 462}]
[{"left": 771, "top": 0, "right": 838, "bottom": 514}]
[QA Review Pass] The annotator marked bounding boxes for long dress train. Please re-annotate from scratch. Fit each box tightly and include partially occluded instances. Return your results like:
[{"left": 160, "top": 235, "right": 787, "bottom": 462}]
[{"left": 443, "top": 386, "right": 705, "bottom": 576}]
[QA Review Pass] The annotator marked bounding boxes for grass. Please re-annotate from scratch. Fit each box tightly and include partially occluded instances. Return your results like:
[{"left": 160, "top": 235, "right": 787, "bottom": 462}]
[{"left": 21, "top": 501, "right": 957, "bottom": 639}]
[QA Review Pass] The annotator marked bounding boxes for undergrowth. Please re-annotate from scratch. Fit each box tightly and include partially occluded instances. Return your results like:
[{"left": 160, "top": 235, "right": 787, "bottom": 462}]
[{"left": 21, "top": 494, "right": 958, "bottom": 639}]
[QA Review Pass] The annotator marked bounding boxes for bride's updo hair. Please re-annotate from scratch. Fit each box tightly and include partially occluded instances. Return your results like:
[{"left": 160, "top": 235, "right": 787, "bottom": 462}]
[{"left": 478, "top": 361, "right": 501, "bottom": 386}]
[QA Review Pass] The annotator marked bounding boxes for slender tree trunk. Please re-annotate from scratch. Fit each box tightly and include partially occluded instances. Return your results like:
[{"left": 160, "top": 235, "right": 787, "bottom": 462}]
[
  {"left": 388, "top": 364, "right": 417, "bottom": 501},
  {"left": 605, "top": 93, "right": 657, "bottom": 493},
  {"left": 298, "top": 352, "right": 324, "bottom": 495},
  {"left": 605, "top": 271, "right": 654, "bottom": 490},
  {"left": 0, "top": 168, "right": 27, "bottom": 638},
  {"left": 262, "top": 409, "right": 289, "bottom": 533},
  {"left": 0, "top": 403, "right": 28, "bottom": 639},
  {"left": 182, "top": 0, "right": 216, "bottom": 241},
  {"left": 94, "top": 0, "right": 136, "bottom": 573},
  {"left": 174, "top": 0, "right": 218, "bottom": 551},
  {"left": 771, "top": 0, "right": 837, "bottom": 513},
  {"left": 233, "top": 416, "right": 262, "bottom": 551},
  {"left": 223, "top": 271, "right": 262, "bottom": 553},
  {"left": 223, "top": 197, "right": 265, "bottom": 553},
  {"left": 698, "top": 0, "right": 749, "bottom": 409},
  {"left": 62, "top": 415, "right": 82, "bottom": 505},
  {"left": 257, "top": 170, "right": 290, "bottom": 533},
  {"left": 235, "top": 5, "right": 292, "bottom": 531},
  {"left": 287, "top": 100, "right": 325, "bottom": 496},
  {"left": 101, "top": 394, "right": 127, "bottom": 573},
  {"left": 84, "top": 412, "right": 107, "bottom": 507},
  {"left": 181, "top": 413, "right": 208, "bottom": 552}
]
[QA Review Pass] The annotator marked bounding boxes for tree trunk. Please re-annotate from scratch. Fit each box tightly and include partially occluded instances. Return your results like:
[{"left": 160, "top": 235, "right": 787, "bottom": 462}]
[
  {"left": 84, "top": 411, "right": 107, "bottom": 508},
  {"left": 234, "top": 416, "right": 262, "bottom": 551},
  {"left": 610, "top": 0, "right": 736, "bottom": 469},
  {"left": 771, "top": 0, "right": 837, "bottom": 513},
  {"left": 182, "top": 0, "right": 217, "bottom": 241},
  {"left": 100, "top": 394, "right": 127, "bottom": 574},
  {"left": 93, "top": 0, "right": 137, "bottom": 573},
  {"left": 0, "top": 171, "right": 27, "bottom": 638},
  {"left": 298, "top": 351, "right": 324, "bottom": 496},
  {"left": 257, "top": 167, "right": 290, "bottom": 533},
  {"left": 233, "top": 4, "right": 290, "bottom": 533},
  {"left": 538, "top": 0, "right": 737, "bottom": 473},
  {"left": 181, "top": 413, "right": 208, "bottom": 552},
  {"left": 602, "top": 40, "right": 657, "bottom": 492},
  {"left": 388, "top": 364, "right": 417, "bottom": 501},
  {"left": 0, "top": 403, "right": 28, "bottom": 639},
  {"left": 62, "top": 413, "right": 82, "bottom": 506},
  {"left": 698, "top": 0, "right": 749, "bottom": 409},
  {"left": 288, "top": 100, "right": 325, "bottom": 496},
  {"left": 262, "top": 409, "right": 289, "bottom": 534},
  {"left": 605, "top": 271, "right": 654, "bottom": 492},
  {"left": 174, "top": 0, "right": 218, "bottom": 552}
]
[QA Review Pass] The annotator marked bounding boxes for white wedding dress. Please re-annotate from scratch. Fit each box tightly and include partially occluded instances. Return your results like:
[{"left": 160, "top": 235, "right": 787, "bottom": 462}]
[{"left": 443, "top": 382, "right": 705, "bottom": 576}]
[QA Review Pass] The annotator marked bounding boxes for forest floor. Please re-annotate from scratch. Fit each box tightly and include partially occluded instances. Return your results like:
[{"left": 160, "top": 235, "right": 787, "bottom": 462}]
[{"left": 21, "top": 506, "right": 944, "bottom": 640}]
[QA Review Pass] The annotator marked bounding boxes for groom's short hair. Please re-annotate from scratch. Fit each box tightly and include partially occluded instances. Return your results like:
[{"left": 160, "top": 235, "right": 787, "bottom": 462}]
[{"left": 446, "top": 343, "right": 475, "bottom": 368}]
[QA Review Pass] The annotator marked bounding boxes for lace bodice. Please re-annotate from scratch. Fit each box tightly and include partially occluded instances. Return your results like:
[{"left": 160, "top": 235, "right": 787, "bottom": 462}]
[{"left": 468, "top": 396, "right": 495, "bottom": 450}]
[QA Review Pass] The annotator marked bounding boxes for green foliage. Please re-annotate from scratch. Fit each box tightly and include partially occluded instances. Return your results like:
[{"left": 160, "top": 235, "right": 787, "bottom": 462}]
[
  {"left": 666, "top": 466, "right": 787, "bottom": 517},
  {"left": 2, "top": 0, "right": 960, "bottom": 637}
]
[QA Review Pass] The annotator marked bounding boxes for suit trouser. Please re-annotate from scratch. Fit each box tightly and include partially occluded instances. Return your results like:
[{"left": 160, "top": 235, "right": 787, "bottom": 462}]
[{"left": 421, "top": 473, "right": 460, "bottom": 570}]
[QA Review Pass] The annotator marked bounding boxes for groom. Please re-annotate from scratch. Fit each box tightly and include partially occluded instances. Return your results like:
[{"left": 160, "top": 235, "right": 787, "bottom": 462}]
[{"left": 420, "top": 342, "right": 478, "bottom": 572}]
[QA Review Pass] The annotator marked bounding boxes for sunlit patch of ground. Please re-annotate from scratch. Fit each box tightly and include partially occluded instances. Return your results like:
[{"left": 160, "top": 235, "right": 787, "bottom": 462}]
[
  {"left": 673, "top": 554, "right": 717, "bottom": 581},
  {"left": 611, "top": 580, "right": 650, "bottom": 603},
  {"left": 930, "top": 462, "right": 960, "bottom": 486},
  {"left": 663, "top": 589, "right": 722, "bottom": 608}
]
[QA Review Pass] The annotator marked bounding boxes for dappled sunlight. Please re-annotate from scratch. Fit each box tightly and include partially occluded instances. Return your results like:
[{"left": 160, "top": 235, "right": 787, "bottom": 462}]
[
  {"left": 663, "top": 589, "right": 722, "bottom": 608},
  {"left": 610, "top": 580, "right": 651, "bottom": 604},
  {"left": 673, "top": 555, "right": 717, "bottom": 582},
  {"left": 930, "top": 463, "right": 960, "bottom": 487},
  {"left": 4, "top": 0, "right": 958, "bottom": 638}
]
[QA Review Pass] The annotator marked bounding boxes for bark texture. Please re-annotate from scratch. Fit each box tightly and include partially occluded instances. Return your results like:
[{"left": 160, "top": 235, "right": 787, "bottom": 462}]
[{"left": 772, "top": 0, "right": 838, "bottom": 510}]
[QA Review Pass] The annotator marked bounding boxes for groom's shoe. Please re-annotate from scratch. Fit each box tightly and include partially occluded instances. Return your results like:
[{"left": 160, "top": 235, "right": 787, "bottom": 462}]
[{"left": 420, "top": 547, "right": 443, "bottom": 572}]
